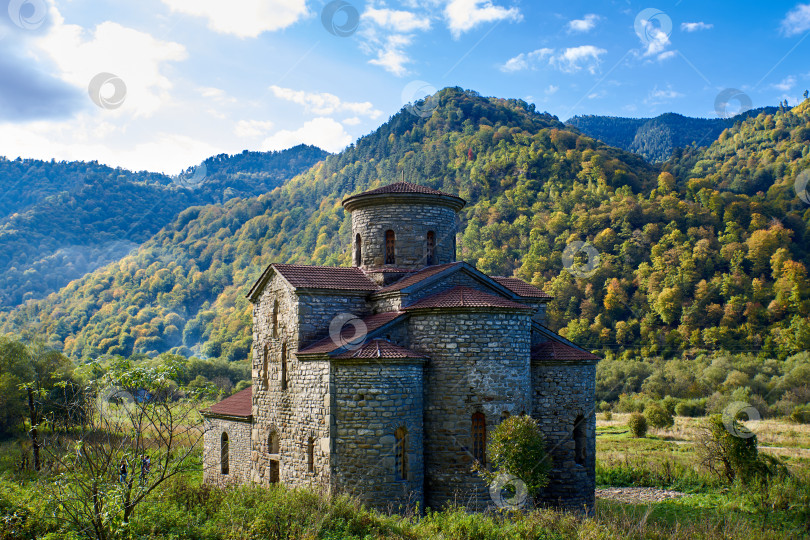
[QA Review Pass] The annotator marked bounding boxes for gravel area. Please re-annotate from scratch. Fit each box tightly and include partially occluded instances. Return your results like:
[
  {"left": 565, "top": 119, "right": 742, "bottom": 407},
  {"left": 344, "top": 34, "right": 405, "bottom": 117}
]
[{"left": 596, "top": 487, "right": 686, "bottom": 504}]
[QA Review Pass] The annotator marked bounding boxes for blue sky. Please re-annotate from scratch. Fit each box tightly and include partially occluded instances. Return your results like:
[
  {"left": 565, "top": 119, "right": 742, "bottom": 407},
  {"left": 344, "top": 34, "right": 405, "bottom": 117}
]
[{"left": 1, "top": 0, "right": 809, "bottom": 173}]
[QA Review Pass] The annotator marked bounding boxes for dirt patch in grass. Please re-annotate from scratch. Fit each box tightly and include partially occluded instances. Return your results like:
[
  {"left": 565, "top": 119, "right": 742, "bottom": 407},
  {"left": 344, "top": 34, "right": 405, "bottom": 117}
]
[{"left": 597, "top": 487, "right": 687, "bottom": 504}]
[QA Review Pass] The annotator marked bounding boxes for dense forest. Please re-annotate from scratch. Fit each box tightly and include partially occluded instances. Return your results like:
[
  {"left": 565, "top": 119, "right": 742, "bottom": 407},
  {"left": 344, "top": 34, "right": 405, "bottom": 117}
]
[
  {"left": 0, "top": 145, "right": 327, "bottom": 305},
  {"left": 567, "top": 107, "right": 779, "bottom": 162},
  {"left": 0, "top": 87, "right": 808, "bottom": 367}
]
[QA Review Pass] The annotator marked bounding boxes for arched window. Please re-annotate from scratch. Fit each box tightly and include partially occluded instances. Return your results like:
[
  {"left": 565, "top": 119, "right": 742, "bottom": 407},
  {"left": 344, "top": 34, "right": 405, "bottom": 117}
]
[
  {"left": 385, "top": 230, "right": 396, "bottom": 265},
  {"left": 426, "top": 231, "right": 436, "bottom": 265},
  {"left": 394, "top": 427, "right": 408, "bottom": 480},
  {"left": 262, "top": 344, "right": 269, "bottom": 389},
  {"left": 220, "top": 432, "right": 229, "bottom": 475},
  {"left": 281, "top": 342, "right": 288, "bottom": 390},
  {"left": 307, "top": 436, "right": 315, "bottom": 473},
  {"left": 355, "top": 234, "right": 362, "bottom": 266},
  {"left": 268, "top": 430, "right": 280, "bottom": 483},
  {"left": 472, "top": 412, "right": 486, "bottom": 465},
  {"left": 272, "top": 299, "right": 279, "bottom": 338},
  {"left": 573, "top": 415, "right": 586, "bottom": 466}
]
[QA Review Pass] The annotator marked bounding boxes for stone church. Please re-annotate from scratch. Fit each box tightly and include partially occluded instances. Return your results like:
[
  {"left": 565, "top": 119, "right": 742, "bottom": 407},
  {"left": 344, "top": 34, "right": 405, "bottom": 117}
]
[{"left": 202, "top": 182, "right": 598, "bottom": 512}]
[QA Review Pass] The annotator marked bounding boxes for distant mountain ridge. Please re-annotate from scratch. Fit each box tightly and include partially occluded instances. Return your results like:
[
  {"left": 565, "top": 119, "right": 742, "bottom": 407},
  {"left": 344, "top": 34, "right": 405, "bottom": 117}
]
[
  {"left": 0, "top": 145, "right": 328, "bottom": 306},
  {"left": 566, "top": 107, "right": 779, "bottom": 162}
]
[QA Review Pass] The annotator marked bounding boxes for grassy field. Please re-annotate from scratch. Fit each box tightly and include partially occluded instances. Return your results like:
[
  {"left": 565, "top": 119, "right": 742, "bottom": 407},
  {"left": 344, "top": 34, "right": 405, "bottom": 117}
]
[{"left": 1, "top": 415, "right": 808, "bottom": 539}]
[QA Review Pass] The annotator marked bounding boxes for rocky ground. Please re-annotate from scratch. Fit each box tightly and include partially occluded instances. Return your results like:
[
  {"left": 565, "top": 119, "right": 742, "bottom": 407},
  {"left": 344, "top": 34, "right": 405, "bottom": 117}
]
[{"left": 596, "top": 487, "right": 686, "bottom": 504}]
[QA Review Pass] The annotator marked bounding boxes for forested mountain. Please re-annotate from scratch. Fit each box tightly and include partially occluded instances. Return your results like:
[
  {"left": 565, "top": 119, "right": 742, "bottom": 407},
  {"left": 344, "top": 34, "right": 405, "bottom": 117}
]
[
  {"left": 567, "top": 107, "right": 779, "bottom": 162},
  {"left": 1, "top": 88, "right": 808, "bottom": 366},
  {"left": 0, "top": 145, "right": 327, "bottom": 306}
]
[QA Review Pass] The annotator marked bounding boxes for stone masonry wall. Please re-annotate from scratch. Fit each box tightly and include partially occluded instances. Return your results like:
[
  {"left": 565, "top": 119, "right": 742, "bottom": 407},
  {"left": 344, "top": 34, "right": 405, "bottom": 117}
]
[
  {"left": 251, "top": 274, "right": 332, "bottom": 492},
  {"left": 203, "top": 416, "right": 252, "bottom": 486},
  {"left": 331, "top": 360, "right": 425, "bottom": 510},
  {"left": 352, "top": 203, "right": 457, "bottom": 270},
  {"left": 530, "top": 362, "right": 596, "bottom": 513},
  {"left": 406, "top": 309, "right": 532, "bottom": 509},
  {"left": 296, "top": 292, "right": 370, "bottom": 348}
]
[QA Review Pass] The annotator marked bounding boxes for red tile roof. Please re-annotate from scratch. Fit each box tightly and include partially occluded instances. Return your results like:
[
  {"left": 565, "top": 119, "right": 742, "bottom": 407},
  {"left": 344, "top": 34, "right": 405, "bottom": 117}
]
[
  {"left": 334, "top": 339, "right": 426, "bottom": 359},
  {"left": 273, "top": 264, "right": 379, "bottom": 291},
  {"left": 531, "top": 340, "right": 599, "bottom": 362},
  {"left": 204, "top": 387, "right": 252, "bottom": 418},
  {"left": 404, "top": 286, "right": 531, "bottom": 311},
  {"left": 374, "top": 262, "right": 460, "bottom": 294},
  {"left": 297, "top": 311, "right": 406, "bottom": 355},
  {"left": 491, "top": 277, "right": 553, "bottom": 299},
  {"left": 350, "top": 182, "right": 454, "bottom": 197}
]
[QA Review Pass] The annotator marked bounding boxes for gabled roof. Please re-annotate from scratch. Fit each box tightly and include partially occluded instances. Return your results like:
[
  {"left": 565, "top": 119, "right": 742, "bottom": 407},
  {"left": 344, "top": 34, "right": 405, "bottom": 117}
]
[
  {"left": 351, "top": 181, "right": 451, "bottom": 197},
  {"left": 202, "top": 387, "right": 252, "bottom": 419},
  {"left": 404, "top": 286, "right": 531, "bottom": 311},
  {"left": 297, "top": 311, "right": 406, "bottom": 355},
  {"left": 374, "top": 262, "right": 462, "bottom": 294},
  {"left": 247, "top": 263, "right": 379, "bottom": 302},
  {"left": 334, "top": 339, "right": 426, "bottom": 360},
  {"left": 531, "top": 340, "right": 600, "bottom": 362},
  {"left": 491, "top": 277, "right": 552, "bottom": 299}
]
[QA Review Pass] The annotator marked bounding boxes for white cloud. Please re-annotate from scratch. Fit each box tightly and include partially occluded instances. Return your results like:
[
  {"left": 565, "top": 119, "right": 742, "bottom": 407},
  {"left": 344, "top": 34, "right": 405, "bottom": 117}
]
[
  {"left": 363, "top": 8, "right": 431, "bottom": 32},
  {"left": 567, "top": 14, "right": 599, "bottom": 33},
  {"left": 681, "top": 21, "right": 713, "bottom": 32},
  {"left": 773, "top": 75, "right": 797, "bottom": 91},
  {"left": 36, "top": 9, "right": 187, "bottom": 118},
  {"left": 546, "top": 85, "right": 558, "bottom": 95},
  {"left": 444, "top": 0, "right": 522, "bottom": 38},
  {"left": 342, "top": 117, "right": 362, "bottom": 126},
  {"left": 367, "top": 34, "right": 415, "bottom": 76},
  {"left": 269, "top": 86, "right": 382, "bottom": 118},
  {"left": 261, "top": 117, "right": 352, "bottom": 153},
  {"left": 160, "top": 0, "right": 308, "bottom": 38},
  {"left": 781, "top": 3, "right": 810, "bottom": 35},
  {"left": 499, "top": 48, "right": 552, "bottom": 72},
  {"left": 645, "top": 86, "right": 684, "bottom": 105},
  {"left": 657, "top": 50, "right": 676, "bottom": 61},
  {"left": 552, "top": 45, "right": 607, "bottom": 74},
  {"left": 234, "top": 120, "right": 274, "bottom": 138},
  {"left": 638, "top": 19, "right": 671, "bottom": 57}
]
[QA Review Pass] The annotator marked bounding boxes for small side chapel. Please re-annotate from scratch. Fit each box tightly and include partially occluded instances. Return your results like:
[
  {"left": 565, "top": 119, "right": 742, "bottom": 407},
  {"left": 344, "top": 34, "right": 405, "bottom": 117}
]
[{"left": 202, "top": 181, "right": 598, "bottom": 511}]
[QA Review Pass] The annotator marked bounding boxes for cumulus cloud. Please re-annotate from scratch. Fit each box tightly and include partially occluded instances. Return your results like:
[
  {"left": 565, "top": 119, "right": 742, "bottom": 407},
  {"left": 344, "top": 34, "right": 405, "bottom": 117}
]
[
  {"left": 772, "top": 75, "right": 796, "bottom": 91},
  {"left": 234, "top": 120, "right": 274, "bottom": 138},
  {"left": 269, "top": 86, "right": 381, "bottom": 118},
  {"left": 261, "top": 117, "right": 352, "bottom": 153},
  {"left": 645, "top": 86, "right": 684, "bottom": 105},
  {"left": 160, "top": 0, "right": 308, "bottom": 38},
  {"left": 781, "top": 3, "right": 810, "bottom": 36},
  {"left": 367, "top": 34, "right": 415, "bottom": 76},
  {"left": 36, "top": 11, "right": 187, "bottom": 117},
  {"left": 499, "top": 48, "right": 552, "bottom": 72},
  {"left": 567, "top": 14, "right": 599, "bottom": 33},
  {"left": 552, "top": 45, "right": 607, "bottom": 74},
  {"left": 363, "top": 7, "right": 430, "bottom": 32},
  {"left": 681, "top": 21, "right": 713, "bottom": 32},
  {"left": 444, "top": 0, "right": 521, "bottom": 38}
]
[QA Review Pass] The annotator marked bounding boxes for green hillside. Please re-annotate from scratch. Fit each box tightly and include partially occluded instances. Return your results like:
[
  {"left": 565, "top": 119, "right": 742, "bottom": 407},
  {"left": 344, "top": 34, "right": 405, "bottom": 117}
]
[
  {"left": 0, "top": 145, "right": 327, "bottom": 305},
  {"left": 1, "top": 88, "right": 808, "bottom": 364},
  {"left": 567, "top": 107, "right": 779, "bottom": 163}
]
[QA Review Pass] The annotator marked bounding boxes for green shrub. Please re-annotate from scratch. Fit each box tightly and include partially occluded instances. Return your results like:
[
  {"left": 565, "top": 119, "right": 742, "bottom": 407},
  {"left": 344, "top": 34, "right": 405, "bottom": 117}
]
[
  {"left": 603, "top": 410, "right": 613, "bottom": 421},
  {"left": 675, "top": 398, "right": 706, "bottom": 417},
  {"left": 661, "top": 395, "right": 679, "bottom": 415},
  {"left": 473, "top": 415, "right": 551, "bottom": 499},
  {"left": 695, "top": 414, "right": 779, "bottom": 484},
  {"left": 644, "top": 402, "right": 674, "bottom": 429},
  {"left": 628, "top": 413, "right": 647, "bottom": 438},
  {"left": 791, "top": 404, "right": 810, "bottom": 424}
]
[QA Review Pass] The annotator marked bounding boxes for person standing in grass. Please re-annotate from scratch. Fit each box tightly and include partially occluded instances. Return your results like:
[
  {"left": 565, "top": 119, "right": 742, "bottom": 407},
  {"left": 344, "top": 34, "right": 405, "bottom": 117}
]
[
  {"left": 140, "top": 456, "right": 151, "bottom": 482},
  {"left": 119, "top": 457, "right": 127, "bottom": 483}
]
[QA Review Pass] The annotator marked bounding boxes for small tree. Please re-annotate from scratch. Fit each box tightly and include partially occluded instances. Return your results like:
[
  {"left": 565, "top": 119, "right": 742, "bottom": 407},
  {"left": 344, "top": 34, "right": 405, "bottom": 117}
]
[
  {"left": 473, "top": 415, "right": 551, "bottom": 505},
  {"left": 644, "top": 402, "right": 674, "bottom": 429},
  {"left": 695, "top": 414, "right": 780, "bottom": 484},
  {"left": 628, "top": 412, "right": 647, "bottom": 438},
  {"left": 43, "top": 357, "right": 214, "bottom": 540}
]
